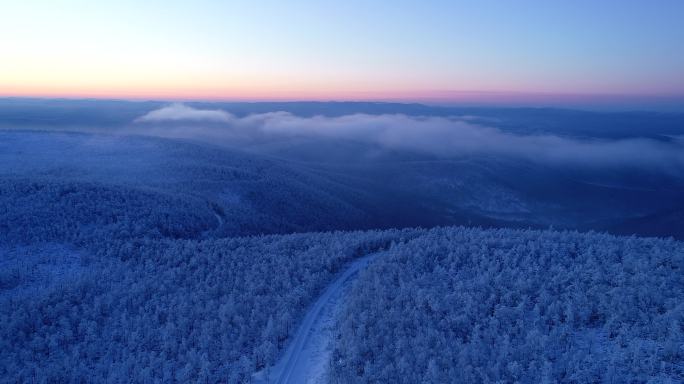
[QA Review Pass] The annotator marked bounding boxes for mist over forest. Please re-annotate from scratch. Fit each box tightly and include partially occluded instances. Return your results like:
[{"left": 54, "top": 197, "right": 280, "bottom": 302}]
[{"left": 3, "top": 98, "right": 684, "bottom": 238}]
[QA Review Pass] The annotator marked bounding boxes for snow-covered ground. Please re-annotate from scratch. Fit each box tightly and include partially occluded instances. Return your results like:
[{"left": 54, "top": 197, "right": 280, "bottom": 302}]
[{"left": 254, "top": 252, "right": 382, "bottom": 384}]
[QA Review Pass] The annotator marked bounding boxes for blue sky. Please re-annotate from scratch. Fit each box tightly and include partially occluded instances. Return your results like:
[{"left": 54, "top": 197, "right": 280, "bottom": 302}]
[{"left": 1, "top": 0, "right": 682, "bottom": 105}]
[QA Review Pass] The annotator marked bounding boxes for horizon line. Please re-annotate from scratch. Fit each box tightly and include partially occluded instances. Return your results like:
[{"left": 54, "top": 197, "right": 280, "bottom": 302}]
[{"left": 2, "top": 91, "right": 683, "bottom": 113}]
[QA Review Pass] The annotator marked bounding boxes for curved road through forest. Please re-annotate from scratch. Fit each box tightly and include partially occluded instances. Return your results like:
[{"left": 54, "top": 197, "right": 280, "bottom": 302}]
[{"left": 254, "top": 252, "right": 381, "bottom": 384}]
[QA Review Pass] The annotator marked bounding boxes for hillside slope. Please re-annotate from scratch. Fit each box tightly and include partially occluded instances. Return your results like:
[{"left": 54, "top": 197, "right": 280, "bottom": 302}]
[
  {"left": 330, "top": 227, "right": 684, "bottom": 383},
  {"left": 0, "top": 229, "right": 414, "bottom": 383},
  {"left": 0, "top": 130, "right": 373, "bottom": 240}
]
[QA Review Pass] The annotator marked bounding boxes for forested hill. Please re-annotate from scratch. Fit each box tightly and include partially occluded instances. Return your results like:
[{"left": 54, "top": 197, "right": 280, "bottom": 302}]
[
  {"left": 3, "top": 129, "right": 684, "bottom": 240},
  {"left": 2, "top": 224, "right": 682, "bottom": 382},
  {"left": 0, "top": 130, "right": 375, "bottom": 240},
  {"left": 331, "top": 227, "right": 684, "bottom": 383},
  {"left": 1, "top": 107, "right": 683, "bottom": 382}
]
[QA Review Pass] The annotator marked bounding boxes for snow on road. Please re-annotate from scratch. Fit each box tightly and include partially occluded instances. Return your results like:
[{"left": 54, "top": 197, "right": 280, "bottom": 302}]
[{"left": 254, "top": 252, "right": 381, "bottom": 384}]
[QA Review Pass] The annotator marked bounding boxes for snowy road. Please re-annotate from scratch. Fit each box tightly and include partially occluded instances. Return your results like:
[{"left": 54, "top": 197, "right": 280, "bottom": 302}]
[{"left": 254, "top": 252, "right": 381, "bottom": 384}]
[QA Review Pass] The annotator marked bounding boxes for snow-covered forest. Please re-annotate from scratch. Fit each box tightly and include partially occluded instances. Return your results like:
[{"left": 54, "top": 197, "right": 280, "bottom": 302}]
[
  {"left": 330, "top": 227, "right": 684, "bottom": 383},
  {"left": 0, "top": 131, "right": 373, "bottom": 239},
  {"left": 2, "top": 0, "right": 684, "bottom": 378},
  {"left": 0, "top": 131, "right": 418, "bottom": 382},
  {"left": 4, "top": 222, "right": 682, "bottom": 382},
  {"left": 1, "top": 101, "right": 684, "bottom": 383},
  {"left": 1, "top": 226, "right": 415, "bottom": 382}
]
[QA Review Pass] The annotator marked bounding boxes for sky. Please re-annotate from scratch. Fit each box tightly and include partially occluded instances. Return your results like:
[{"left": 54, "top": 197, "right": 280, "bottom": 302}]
[{"left": 1, "top": 0, "right": 683, "bottom": 107}]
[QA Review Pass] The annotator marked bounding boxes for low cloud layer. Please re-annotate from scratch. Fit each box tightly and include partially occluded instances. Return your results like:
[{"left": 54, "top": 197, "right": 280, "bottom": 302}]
[
  {"left": 136, "top": 103, "right": 234, "bottom": 123},
  {"left": 135, "top": 104, "right": 684, "bottom": 170}
]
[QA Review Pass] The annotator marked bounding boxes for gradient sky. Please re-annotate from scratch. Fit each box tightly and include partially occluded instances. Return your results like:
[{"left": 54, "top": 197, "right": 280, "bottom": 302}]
[{"left": 1, "top": 0, "right": 683, "bottom": 105}]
